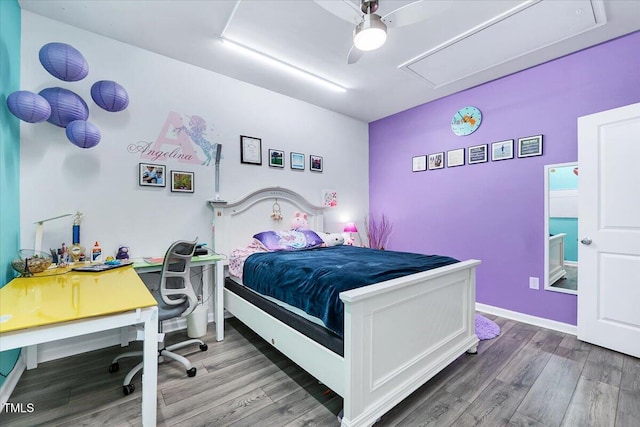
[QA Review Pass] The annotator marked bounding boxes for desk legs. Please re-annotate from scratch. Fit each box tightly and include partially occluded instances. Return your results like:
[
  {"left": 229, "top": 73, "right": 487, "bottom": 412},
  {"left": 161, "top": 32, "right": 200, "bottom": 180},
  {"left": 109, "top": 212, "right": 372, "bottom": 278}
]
[
  {"left": 141, "top": 306, "right": 158, "bottom": 427},
  {"left": 215, "top": 260, "right": 224, "bottom": 341},
  {"left": 26, "top": 345, "right": 38, "bottom": 369}
]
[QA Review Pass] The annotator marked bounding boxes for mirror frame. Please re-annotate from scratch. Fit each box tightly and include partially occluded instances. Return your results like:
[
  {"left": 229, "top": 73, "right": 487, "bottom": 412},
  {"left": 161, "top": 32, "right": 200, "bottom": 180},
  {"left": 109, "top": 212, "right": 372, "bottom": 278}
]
[{"left": 544, "top": 162, "right": 578, "bottom": 295}]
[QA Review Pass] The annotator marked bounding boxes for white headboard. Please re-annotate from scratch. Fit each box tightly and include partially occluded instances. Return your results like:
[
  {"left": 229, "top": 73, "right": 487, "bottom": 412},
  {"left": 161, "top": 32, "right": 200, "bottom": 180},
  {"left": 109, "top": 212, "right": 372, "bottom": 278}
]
[{"left": 208, "top": 187, "right": 325, "bottom": 262}]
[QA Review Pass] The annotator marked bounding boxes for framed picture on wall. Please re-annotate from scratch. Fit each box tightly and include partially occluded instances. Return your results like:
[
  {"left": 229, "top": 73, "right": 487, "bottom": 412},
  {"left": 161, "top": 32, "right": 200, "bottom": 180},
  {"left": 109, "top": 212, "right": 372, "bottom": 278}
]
[
  {"left": 518, "top": 134, "right": 543, "bottom": 158},
  {"left": 412, "top": 155, "right": 427, "bottom": 172},
  {"left": 447, "top": 148, "right": 465, "bottom": 167},
  {"left": 468, "top": 144, "right": 488, "bottom": 164},
  {"left": 491, "top": 139, "right": 514, "bottom": 161},
  {"left": 139, "top": 163, "right": 166, "bottom": 187},
  {"left": 428, "top": 152, "right": 444, "bottom": 170},
  {"left": 170, "top": 170, "right": 194, "bottom": 193},
  {"left": 310, "top": 155, "right": 323, "bottom": 172},
  {"left": 291, "top": 152, "right": 305, "bottom": 170},
  {"left": 240, "top": 135, "right": 262, "bottom": 165},
  {"left": 269, "top": 149, "right": 284, "bottom": 168}
]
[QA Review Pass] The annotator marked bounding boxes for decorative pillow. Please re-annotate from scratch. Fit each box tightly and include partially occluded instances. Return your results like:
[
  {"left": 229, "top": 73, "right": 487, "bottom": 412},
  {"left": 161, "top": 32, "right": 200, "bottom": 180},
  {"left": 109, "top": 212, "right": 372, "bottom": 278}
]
[
  {"left": 317, "top": 232, "right": 345, "bottom": 247},
  {"left": 253, "top": 229, "right": 324, "bottom": 251}
]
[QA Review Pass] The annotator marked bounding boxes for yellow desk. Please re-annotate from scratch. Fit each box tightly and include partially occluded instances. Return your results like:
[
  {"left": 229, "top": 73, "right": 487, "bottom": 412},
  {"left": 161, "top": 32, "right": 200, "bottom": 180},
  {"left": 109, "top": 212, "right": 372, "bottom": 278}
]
[
  {"left": 0, "top": 266, "right": 159, "bottom": 426},
  {"left": 132, "top": 254, "right": 225, "bottom": 340}
]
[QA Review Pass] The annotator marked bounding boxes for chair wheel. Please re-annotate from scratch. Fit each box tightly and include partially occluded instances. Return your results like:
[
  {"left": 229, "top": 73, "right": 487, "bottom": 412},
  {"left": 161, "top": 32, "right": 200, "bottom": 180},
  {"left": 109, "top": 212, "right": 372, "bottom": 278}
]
[
  {"left": 109, "top": 362, "right": 119, "bottom": 373},
  {"left": 123, "top": 384, "right": 135, "bottom": 395},
  {"left": 187, "top": 367, "right": 197, "bottom": 377},
  {"left": 199, "top": 343, "right": 208, "bottom": 351}
]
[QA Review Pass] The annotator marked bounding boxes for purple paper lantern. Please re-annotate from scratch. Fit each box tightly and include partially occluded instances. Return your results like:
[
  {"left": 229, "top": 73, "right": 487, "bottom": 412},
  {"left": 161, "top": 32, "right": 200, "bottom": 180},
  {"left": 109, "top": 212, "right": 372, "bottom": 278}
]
[
  {"left": 91, "top": 80, "right": 129, "bottom": 112},
  {"left": 39, "top": 42, "right": 89, "bottom": 82},
  {"left": 38, "top": 87, "right": 89, "bottom": 128},
  {"left": 6, "top": 91, "right": 51, "bottom": 123},
  {"left": 65, "top": 120, "right": 101, "bottom": 149}
]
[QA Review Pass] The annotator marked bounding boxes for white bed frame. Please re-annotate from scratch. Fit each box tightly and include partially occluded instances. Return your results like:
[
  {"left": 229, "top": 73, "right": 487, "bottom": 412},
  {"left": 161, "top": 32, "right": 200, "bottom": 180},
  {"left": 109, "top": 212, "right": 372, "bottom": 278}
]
[
  {"left": 548, "top": 233, "right": 567, "bottom": 285},
  {"left": 209, "top": 187, "right": 480, "bottom": 427}
]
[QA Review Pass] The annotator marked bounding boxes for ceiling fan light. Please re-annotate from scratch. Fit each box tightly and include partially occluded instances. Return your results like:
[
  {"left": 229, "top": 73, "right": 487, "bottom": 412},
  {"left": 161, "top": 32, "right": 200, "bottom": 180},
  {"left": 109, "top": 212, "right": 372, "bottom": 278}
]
[{"left": 353, "top": 14, "right": 387, "bottom": 51}]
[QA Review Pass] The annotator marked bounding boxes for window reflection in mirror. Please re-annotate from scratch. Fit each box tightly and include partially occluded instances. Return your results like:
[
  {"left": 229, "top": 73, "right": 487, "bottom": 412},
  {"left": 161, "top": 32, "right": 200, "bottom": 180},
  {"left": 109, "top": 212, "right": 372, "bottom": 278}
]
[{"left": 544, "top": 162, "right": 578, "bottom": 295}]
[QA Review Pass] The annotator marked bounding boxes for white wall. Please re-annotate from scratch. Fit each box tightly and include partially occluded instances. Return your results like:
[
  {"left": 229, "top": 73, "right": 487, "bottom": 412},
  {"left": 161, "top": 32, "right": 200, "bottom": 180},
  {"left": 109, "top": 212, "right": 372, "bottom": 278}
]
[{"left": 20, "top": 12, "right": 369, "bottom": 259}]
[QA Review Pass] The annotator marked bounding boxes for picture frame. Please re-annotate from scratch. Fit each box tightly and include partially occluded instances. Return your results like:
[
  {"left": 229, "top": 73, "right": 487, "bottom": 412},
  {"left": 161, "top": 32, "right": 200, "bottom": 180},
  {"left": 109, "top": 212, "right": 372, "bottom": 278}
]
[
  {"left": 468, "top": 144, "right": 488, "bottom": 164},
  {"left": 518, "top": 134, "right": 543, "bottom": 158},
  {"left": 268, "top": 149, "right": 284, "bottom": 168},
  {"left": 240, "top": 135, "right": 262, "bottom": 165},
  {"left": 170, "top": 170, "right": 194, "bottom": 193},
  {"left": 447, "top": 148, "right": 465, "bottom": 167},
  {"left": 139, "top": 163, "right": 166, "bottom": 187},
  {"left": 428, "top": 152, "right": 444, "bottom": 170},
  {"left": 412, "top": 155, "right": 427, "bottom": 172},
  {"left": 290, "top": 152, "right": 305, "bottom": 170},
  {"left": 310, "top": 155, "right": 323, "bottom": 172},
  {"left": 491, "top": 139, "right": 514, "bottom": 161}
]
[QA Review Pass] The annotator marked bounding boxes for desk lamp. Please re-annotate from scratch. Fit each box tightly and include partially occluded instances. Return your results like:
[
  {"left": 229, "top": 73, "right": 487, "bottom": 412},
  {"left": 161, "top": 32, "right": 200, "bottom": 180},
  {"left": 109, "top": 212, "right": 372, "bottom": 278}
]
[
  {"left": 34, "top": 213, "right": 73, "bottom": 253},
  {"left": 214, "top": 144, "right": 225, "bottom": 202}
]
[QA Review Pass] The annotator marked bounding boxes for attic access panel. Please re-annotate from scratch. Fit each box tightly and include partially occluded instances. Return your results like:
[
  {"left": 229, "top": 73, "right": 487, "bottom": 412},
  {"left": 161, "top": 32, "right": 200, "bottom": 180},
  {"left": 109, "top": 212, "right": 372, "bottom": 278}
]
[{"left": 400, "top": 0, "right": 606, "bottom": 88}]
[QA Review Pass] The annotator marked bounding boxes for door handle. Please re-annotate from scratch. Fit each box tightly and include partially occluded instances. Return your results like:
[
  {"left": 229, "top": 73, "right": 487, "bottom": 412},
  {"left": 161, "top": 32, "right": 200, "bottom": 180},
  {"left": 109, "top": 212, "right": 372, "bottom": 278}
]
[{"left": 580, "top": 237, "right": 592, "bottom": 245}]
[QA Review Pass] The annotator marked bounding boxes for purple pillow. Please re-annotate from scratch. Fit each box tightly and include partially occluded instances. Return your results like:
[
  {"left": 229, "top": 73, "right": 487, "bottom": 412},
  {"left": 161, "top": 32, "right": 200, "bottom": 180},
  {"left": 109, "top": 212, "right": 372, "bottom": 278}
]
[{"left": 253, "top": 229, "right": 324, "bottom": 251}]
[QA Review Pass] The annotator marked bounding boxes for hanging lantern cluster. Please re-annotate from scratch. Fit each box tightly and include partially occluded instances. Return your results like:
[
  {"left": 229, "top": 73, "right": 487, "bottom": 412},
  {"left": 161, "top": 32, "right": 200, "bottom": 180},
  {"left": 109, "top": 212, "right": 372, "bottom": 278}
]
[{"left": 5, "top": 42, "right": 130, "bottom": 149}]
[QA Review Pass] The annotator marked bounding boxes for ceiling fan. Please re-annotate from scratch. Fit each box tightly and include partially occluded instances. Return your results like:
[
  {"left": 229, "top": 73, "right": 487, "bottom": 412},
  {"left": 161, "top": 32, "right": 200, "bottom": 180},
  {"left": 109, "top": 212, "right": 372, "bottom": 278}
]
[{"left": 314, "top": 0, "right": 435, "bottom": 64}]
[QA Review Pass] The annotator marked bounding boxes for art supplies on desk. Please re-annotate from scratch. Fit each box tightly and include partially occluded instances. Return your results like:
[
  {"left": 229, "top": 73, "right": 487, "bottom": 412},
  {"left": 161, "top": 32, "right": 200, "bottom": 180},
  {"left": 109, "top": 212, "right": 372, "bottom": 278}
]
[{"left": 91, "top": 241, "right": 102, "bottom": 262}]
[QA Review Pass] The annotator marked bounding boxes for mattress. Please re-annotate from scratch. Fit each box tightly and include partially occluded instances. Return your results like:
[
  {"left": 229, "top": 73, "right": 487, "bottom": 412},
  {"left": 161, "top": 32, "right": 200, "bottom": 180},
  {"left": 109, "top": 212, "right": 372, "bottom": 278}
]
[{"left": 225, "top": 276, "right": 345, "bottom": 356}]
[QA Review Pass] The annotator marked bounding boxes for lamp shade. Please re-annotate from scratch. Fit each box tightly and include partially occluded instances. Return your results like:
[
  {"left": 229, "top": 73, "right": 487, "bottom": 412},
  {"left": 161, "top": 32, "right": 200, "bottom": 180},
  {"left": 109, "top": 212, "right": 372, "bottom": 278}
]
[
  {"left": 353, "top": 14, "right": 387, "bottom": 51},
  {"left": 65, "top": 120, "right": 101, "bottom": 149},
  {"left": 91, "top": 80, "right": 129, "bottom": 112},
  {"left": 344, "top": 222, "right": 358, "bottom": 233},
  {"left": 39, "top": 87, "right": 89, "bottom": 128},
  {"left": 39, "top": 42, "right": 89, "bottom": 82},
  {"left": 6, "top": 90, "right": 51, "bottom": 123}
]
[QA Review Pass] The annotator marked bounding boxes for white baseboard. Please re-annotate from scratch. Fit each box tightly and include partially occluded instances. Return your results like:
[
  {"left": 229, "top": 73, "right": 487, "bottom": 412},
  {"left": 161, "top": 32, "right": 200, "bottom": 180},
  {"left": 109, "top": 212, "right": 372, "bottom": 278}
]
[
  {"left": 476, "top": 303, "right": 577, "bottom": 335},
  {"left": 0, "top": 356, "right": 26, "bottom": 411},
  {"left": 564, "top": 260, "right": 578, "bottom": 267}
]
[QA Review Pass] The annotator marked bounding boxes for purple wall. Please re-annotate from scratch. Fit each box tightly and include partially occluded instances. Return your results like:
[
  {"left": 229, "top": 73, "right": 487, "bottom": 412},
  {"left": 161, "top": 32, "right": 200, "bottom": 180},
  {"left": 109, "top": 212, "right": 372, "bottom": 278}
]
[{"left": 369, "top": 31, "right": 640, "bottom": 325}]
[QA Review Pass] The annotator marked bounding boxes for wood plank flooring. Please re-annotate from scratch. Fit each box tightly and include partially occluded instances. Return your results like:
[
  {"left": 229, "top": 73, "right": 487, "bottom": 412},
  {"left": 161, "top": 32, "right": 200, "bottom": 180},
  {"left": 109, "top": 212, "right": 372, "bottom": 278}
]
[{"left": 1, "top": 315, "right": 638, "bottom": 426}]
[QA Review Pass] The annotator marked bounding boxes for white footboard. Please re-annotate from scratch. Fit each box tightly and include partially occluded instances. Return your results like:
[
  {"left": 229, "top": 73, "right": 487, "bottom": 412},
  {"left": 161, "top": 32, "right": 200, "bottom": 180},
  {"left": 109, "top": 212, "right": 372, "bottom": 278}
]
[
  {"left": 340, "top": 259, "right": 480, "bottom": 427},
  {"left": 549, "top": 233, "right": 567, "bottom": 285},
  {"left": 222, "top": 260, "right": 480, "bottom": 427}
]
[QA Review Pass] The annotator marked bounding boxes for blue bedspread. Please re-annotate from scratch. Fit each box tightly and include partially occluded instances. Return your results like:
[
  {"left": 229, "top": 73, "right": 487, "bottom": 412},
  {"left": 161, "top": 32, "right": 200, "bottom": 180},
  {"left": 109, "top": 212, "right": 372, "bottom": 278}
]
[{"left": 242, "top": 245, "right": 459, "bottom": 337}]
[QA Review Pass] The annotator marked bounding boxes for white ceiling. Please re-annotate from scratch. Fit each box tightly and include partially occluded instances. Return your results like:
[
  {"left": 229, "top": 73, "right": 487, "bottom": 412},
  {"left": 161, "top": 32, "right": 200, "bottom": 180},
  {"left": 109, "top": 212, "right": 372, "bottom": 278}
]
[{"left": 18, "top": 0, "right": 640, "bottom": 122}]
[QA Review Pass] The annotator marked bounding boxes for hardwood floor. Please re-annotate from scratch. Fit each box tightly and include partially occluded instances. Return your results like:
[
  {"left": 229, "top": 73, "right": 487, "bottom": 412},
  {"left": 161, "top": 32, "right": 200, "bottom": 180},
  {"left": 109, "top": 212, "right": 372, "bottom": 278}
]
[
  {"left": 551, "top": 265, "right": 578, "bottom": 292},
  {"left": 1, "top": 315, "right": 638, "bottom": 426}
]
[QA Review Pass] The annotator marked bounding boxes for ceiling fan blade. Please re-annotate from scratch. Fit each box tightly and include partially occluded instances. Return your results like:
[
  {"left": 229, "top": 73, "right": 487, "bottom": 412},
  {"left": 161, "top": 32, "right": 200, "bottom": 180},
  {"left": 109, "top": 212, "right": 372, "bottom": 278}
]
[
  {"left": 314, "top": 0, "right": 362, "bottom": 25},
  {"left": 347, "top": 45, "right": 364, "bottom": 64},
  {"left": 382, "top": 0, "right": 450, "bottom": 28}
]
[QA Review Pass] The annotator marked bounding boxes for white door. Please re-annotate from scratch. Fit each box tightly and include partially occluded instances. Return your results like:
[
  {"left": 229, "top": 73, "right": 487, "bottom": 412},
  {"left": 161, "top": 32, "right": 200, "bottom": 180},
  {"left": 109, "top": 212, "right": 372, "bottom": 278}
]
[{"left": 577, "top": 102, "right": 640, "bottom": 358}]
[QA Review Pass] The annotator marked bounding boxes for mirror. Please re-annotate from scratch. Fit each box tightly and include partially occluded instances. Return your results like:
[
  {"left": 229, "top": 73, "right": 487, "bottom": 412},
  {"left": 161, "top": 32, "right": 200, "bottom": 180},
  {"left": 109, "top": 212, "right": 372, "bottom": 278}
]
[{"left": 544, "top": 162, "right": 578, "bottom": 295}]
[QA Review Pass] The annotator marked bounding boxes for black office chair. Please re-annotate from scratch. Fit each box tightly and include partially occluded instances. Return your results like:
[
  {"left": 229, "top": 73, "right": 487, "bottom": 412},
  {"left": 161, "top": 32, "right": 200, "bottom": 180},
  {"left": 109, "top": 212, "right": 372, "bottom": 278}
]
[{"left": 109, "top": 238, "right": 208, "bottom": 395}]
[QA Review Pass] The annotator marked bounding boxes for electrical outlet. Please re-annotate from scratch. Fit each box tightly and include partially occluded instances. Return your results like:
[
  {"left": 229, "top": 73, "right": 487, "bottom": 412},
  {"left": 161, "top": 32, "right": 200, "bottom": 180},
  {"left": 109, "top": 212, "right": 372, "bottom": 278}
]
[{"left": 529, "top": 277, "right": 539, "bottom": 290}]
